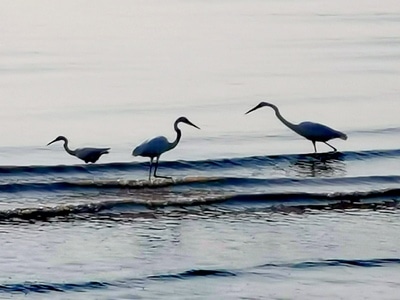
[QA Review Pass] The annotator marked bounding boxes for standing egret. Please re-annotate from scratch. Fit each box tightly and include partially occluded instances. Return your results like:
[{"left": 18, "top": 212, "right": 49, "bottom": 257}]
[
  {"left": 245, "top": 102, "right": 347, "bottom": 153},
  {"left": 47, "top": 136, "right": 110, "bottom": 163},
  {"left": 132, "top": 116, "right": 200, "bottom": 180}
]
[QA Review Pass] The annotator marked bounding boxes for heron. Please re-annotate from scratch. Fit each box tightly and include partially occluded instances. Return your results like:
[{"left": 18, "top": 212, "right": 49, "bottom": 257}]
[
  {"left": 47, "top": 136, "right": 110, "bottom": 163},
  {"left": 245, "top": 102, "right": 347, "bottom": 153},
  {"left": 132, "top": 116, "right": 200, "bottom": 180}
]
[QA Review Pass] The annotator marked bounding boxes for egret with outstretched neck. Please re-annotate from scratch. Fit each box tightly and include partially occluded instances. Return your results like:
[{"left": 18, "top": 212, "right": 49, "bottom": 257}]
[
  {"left": 47, "top": 136, "right": 110, "bottom": 163},
  {"left": 132, "top": 116, "right": 200, "bottom": 180},
  {"left": 245, "top": 102, "right": 347, "bottom": 153}
]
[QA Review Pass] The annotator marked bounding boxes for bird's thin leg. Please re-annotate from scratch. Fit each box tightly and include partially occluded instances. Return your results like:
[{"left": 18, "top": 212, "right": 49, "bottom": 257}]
[
  {"left": 153, "top": 156, "right": 159, "bottom": 177},
  {"left": 312, "top": 141, "right": 317, "bottom": 153},
  {"left": 154, "top": 157, "right": 172, "bottom": 179},
  {"left": 148, "top": 158, "right": 153, "bottom": 181},
  {"left": 324, "top": 142, "right": 337, "bottom": 152}
]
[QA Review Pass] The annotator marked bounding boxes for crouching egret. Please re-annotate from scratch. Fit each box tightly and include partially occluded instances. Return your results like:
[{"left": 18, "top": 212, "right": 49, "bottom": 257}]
[
  {"left": 47, "top": 136, "right": 110, "bottom": 163},
  {"left": 246, "top": 102, "right": 347, "bottom": 153},
  {"left": 132, "top": 116, "right": 200, "bottom": 180}
]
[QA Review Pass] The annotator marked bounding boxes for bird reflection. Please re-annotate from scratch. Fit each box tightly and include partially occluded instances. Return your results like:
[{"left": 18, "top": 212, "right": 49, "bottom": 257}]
[{"left": 277, "top": 152, "right": 346, "bottom": 178}]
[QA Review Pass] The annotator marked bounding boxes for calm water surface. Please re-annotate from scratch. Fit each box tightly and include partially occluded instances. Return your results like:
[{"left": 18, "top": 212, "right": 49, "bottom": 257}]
[{"left": 0, "top": 0, "right": 400, "bottom": 299}]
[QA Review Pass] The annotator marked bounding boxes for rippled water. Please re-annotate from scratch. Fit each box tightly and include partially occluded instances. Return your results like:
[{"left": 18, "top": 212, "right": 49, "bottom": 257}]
[{"left": 1, "top": 0, "right": 400, "bottom": 299}]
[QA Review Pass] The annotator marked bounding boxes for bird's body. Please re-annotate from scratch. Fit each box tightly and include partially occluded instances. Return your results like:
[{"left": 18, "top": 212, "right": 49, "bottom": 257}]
[
  {"left": 133, "top": 117, "right": 200, "bottom": 180},
  {"left": 246, "top": 102, "right": 347, "bottom": 153},
  {"left": 47, "top": 136, "right": 110, "bottom": 163},
  {"left": 294, "top": 121, "right": 346, "bottom": 142},
  {"left": 133, "top": 136, "right": 171, "bottom": 158},
  {"left": 73, "top": 147, "right": 110, "bottom": 163}
]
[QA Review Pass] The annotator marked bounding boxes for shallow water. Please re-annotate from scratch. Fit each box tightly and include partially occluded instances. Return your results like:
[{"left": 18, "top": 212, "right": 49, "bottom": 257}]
[{"left": 1, "top": 0, "right": 400, "bottom": 299}]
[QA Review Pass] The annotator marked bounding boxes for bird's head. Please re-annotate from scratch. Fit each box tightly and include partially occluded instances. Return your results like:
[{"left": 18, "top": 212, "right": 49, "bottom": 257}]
[
  {"left": 176, "top": 116, "right": 200, "bottom": 130},
  {"left": 47, "top": 135, "right": 67, "bottom": 146},
  {"left": 245, "top": 101, "right": 274, "bottom": 115}
]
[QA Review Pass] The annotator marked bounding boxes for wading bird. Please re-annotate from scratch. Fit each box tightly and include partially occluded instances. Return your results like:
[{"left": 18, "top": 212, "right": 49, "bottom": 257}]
[
  {"left": 47, "top": 136, "right": 110, "bottom": 163},
  {"left": 245, "top": 102, "right": 347, "bottom": 153},
  {"left": 132, "top": 116, "right": 200, "bottom": 180}
]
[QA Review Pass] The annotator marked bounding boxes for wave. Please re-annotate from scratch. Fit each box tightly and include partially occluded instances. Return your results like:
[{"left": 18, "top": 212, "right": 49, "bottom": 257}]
[
  {"left": 0, "top": 148, "right": 399, "bottom": 176},
  {"left": 0, "top": 281, "right": 109, "bottom": 294},
  {"left": 0, "top": 176, "right": 223, "bottom": 193},
  {"left": 2, "top": 258, "right": 398, "bottom": 294},
  {"left": 148, "top": 269, "right": 236, "bottom": 280},
  {"left": 261, "top": 258, "right": 400, "bottom": 269},
  {"left": 150, "top": 258, "right": 400, "bottom": 281},
  {"left": 1, "top": 174, "right": 400, "bottom": 193},
  {"left": 351, "top": 126, "right": 400, "bottom": 135},
  {"left": 226, "top": 187, "right": 400, "bottom": 202},
  {"left": 1, "top": 186, "right": 399, "bottom": 222}
]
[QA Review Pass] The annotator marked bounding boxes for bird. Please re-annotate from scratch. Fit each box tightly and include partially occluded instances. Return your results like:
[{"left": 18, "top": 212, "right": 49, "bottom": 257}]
[
  {"left": 132, "top": 116, "right": 200, "bottom": 180},
  {"left": 47, "top": 136, "right": 110, "bottom": 163},
  {"left": 245, "top": 102, "right": 347, "bottom": 153}
]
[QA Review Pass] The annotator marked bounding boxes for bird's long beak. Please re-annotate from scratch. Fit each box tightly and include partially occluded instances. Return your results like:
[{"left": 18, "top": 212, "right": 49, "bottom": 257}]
[
  {"left": 191, "top": 123, "right": 201, "bottom": 130},
  {"left": 47, "top": 138, "right": 57, "bottom": 146},
  {"left": 188, "top": 121, "right": 200, "bottom": 130},
  {"left": 245, "top": 104, "right": 261, "bottom": 115}
]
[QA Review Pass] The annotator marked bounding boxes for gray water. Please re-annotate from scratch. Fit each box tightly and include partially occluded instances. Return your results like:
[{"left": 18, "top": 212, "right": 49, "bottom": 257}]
[{"left": 1, "top": 0, "right": 400, "bottom": 299}]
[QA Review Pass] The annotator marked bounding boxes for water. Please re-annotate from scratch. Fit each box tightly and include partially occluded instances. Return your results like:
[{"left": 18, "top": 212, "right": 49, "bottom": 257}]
[{"left": 1, "top": 0, "right": 400, "bottom": 299}]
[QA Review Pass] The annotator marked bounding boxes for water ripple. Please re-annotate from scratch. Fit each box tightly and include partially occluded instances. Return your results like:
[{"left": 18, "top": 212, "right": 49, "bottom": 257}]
[{"left": 0, "top": 281, "right": 109, "bottom": 294}]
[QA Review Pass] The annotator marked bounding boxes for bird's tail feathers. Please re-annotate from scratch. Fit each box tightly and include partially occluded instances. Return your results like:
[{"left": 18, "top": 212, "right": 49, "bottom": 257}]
[
  {"left": 102, "top": 148, "right": 110, "bottom": 154},
  {"left": 339, "top": 132, "right": 348, "bottom": 140},
  {"left": 132, "top": 146, "right": 142, "bottom": 156}
]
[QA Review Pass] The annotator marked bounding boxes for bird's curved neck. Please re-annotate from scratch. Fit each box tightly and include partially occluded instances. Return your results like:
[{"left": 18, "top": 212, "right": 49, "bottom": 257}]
[
  {"left": 168, "top": 122, "right": 182, "bottom": 151},
  {"left": 270, "top": 104, "right": 298, "bottom": 133},
  {"left": 62, "top": 139, "right": 76, "bottom": 156}
]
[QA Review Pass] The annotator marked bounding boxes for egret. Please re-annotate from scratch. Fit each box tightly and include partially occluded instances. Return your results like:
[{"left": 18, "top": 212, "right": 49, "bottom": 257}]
[
  {"left": 132, "top": 116, "right": 200, "bottom": 180},
  {"left": 245, "top": 102, "right": 347, "bottom": 153},
  {"left": 47, "top": 136, "right": 110, "bottom": 163}
]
